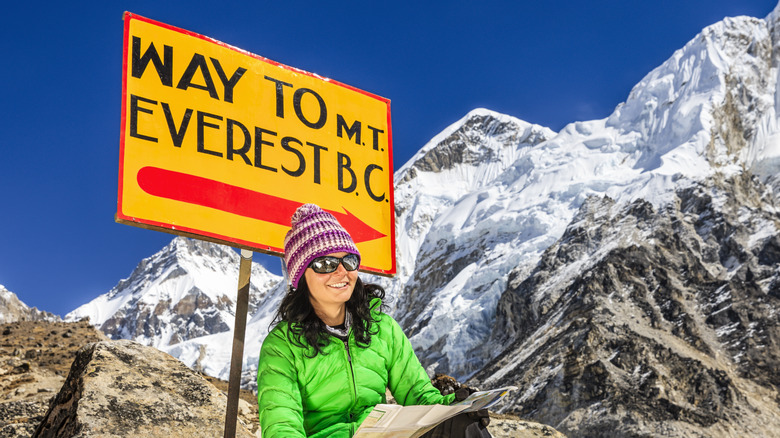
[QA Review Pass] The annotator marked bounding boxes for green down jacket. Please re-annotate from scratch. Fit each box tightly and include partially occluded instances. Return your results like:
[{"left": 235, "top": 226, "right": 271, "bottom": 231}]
[{"left": 256, "top": 298, "right": 455, "bottom": 437}]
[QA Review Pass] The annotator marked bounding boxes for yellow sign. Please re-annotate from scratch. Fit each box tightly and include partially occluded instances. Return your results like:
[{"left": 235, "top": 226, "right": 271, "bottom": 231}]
[{"left": 117, "top": 13, "right": 395, "bottom": 276}]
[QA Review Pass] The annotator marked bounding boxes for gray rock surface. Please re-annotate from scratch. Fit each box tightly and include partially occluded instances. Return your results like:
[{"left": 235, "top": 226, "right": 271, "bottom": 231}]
[
  {"left": 489, "top": 414, "right": 568, "bottom": 438},
  {"left": 476, "top": 174, "right": 780, "bottom": 437},
  {"left": 32, "top": 340, "right": 255, "bottom": 438},
  {"left": 1, "top": 320, "right": 106, "bottom": 438}
]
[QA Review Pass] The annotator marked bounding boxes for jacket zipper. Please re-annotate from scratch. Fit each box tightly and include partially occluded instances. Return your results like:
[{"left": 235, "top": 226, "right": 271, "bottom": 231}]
[{"left": 344, "top": 339, "right": 358, "bottom": 427}]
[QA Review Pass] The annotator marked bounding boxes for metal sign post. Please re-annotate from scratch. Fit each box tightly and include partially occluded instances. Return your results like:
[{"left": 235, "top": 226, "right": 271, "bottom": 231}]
[{"left": 224, "top": 249, "right": 253, "bottom": 438}]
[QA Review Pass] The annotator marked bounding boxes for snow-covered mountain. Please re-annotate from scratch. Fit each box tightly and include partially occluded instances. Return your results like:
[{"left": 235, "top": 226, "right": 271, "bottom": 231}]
[
  {"left": 65, "top": 4, "right": 780, "bottom": 436},
  {"left": 66, "top": 237, "right": 284, "bottom": 349},
  {"left": 386, "top": 4, "right": 780, "bottom": 383},
  {"left": 0, "top": 284, "right": 58, "bottom": 323}
]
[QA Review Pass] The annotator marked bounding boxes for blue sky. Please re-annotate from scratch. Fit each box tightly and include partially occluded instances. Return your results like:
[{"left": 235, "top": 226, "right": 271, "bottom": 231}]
[{"left": 1, "top": 0, "right": 777, "bottom": 317}]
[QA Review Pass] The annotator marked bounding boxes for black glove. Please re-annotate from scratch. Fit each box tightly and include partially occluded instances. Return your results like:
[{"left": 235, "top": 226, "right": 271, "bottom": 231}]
[
  {"left": 467, "top": 408, "right": 491, "bottom": 428},
  {"left": 454, "top": 387, "right": 490, "bottom": 427},
  {"left": 454, "top": 386, "right": 474, "bottom": 401},
  {"left": 433, "top": 375, "right": 491, "bottom": 427},
  {"left": 432, "top": 374, "right": 462, "bottom": 396}
]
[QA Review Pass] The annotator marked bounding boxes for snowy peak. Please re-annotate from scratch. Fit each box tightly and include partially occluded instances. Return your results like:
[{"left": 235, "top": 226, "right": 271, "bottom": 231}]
[
  {"left": 382, "top": 6, "right": 780, "bottom": 384},
  {"left": 397, "top": 108, "right": 555, "bottom": 183},
  {"left": 388, "top": 109, "right": 556, "bottom": 294},
  {"left": 0, "top": 284, "right": 59, "bottom": 323},
  {"left": 114, "top": 237, "right": 237, "bottom": 292},
  {"left": 605, "top": 11, "right": 780, "bottom": 179},
  {"left": 66, "top": 237, "right": 282, "bottom": 349}
]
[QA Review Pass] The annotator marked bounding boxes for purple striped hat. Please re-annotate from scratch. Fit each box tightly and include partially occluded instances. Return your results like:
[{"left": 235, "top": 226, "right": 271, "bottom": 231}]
[{"left": 283, "top": 204, "right": 360, "bottom": 289}]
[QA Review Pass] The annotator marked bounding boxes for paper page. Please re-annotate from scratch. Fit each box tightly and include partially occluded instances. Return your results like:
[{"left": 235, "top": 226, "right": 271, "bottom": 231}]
[
  {"left": 355, "top": 403, "right": 468, "bottom": 437},
  {"left": 354, "top": 386, "right": 517, "bottom": 437},
  {"left": 451, "top": 386, "right": 518, "bottom": 412}
]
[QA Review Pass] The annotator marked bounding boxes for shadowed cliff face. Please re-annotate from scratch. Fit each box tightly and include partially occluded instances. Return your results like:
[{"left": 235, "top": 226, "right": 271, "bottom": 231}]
[{"left": 476, "top": 173, "right": 780, "bottom": 437}]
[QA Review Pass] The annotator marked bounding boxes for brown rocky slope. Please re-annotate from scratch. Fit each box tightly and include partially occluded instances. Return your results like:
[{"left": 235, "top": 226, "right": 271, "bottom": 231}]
[
  {"left": 0, "top": 319, "right": 261, "bottom": 437},
  {"left": 1, "top": 319, "right": 562, "bottom": 437}
]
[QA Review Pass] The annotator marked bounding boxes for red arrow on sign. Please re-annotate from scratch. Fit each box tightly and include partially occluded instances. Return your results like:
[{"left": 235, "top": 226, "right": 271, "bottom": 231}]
[{"left": 136, "top": 166, "right": 386, "bottom": 243}]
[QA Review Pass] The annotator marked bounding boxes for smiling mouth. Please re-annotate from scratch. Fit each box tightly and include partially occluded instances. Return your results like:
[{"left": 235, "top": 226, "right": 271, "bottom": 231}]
[{"left": 329, "top": 282, "right": 349, "bottom": 288}]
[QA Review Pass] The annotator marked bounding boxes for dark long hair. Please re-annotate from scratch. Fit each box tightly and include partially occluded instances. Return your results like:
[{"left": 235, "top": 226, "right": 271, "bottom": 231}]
[{"left": 272, "top": 276, "right": 386, "bottom": 357}]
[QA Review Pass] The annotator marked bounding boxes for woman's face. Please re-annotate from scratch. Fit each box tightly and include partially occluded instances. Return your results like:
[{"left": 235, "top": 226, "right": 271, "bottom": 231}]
[{"left": 304, "top": 251, "right": 358, "bottom": 312}]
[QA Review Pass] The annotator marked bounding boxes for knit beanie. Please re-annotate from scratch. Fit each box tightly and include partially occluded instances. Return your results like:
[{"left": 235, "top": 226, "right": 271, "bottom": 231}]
[{"left": 283, "top": 203, "right": 361, "bottom": 289}]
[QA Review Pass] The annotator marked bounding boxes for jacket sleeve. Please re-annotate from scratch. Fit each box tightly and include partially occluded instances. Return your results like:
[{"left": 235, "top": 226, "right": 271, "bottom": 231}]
[
  {"left": 383, "top": 315, "right": 456, "bottom": 407},
  {"left": 257, "top": 327, "right": 307, "bottom": 438}
]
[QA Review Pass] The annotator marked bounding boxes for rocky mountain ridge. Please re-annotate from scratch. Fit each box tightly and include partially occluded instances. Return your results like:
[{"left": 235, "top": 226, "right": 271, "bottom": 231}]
[
  {"left": 390, "top": 4, "right": 780, "bottom": 387},
  {"left": 0, "top": 286, "right": 58, "bottom": 324},
  {"left": 66, "top": 237, "right": 284, "bottom": 349},
  {"left": 475, "top": 172, "right": 780, "bottom": 436}
]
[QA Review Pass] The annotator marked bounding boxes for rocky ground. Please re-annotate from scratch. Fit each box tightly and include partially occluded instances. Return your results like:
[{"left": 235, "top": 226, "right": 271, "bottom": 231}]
[
  {"left": 0, "top": 319, "right": 563, "bottom": 437},
  {"left": 0, "top": 319, "right": 106, "bottom": 437},
  {"left": 0, "top": 319, "right": 260, "bottom": 437}
]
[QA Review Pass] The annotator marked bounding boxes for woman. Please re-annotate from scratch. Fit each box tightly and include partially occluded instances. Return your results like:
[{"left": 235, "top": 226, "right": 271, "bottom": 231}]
[{"left": 257, "top": 203, "right": 491, "bottom": 437}]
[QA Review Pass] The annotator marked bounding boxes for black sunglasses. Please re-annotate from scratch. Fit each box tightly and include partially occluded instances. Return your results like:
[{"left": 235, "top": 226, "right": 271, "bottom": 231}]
[{"left": 309, "top": 254, "right": 360, "bottom": 274}]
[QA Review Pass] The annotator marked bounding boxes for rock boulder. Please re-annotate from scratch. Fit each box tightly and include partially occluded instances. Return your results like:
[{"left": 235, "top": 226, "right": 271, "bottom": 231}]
[{"left": 32, "top": 340, "right": 254, "bottom": 437}]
